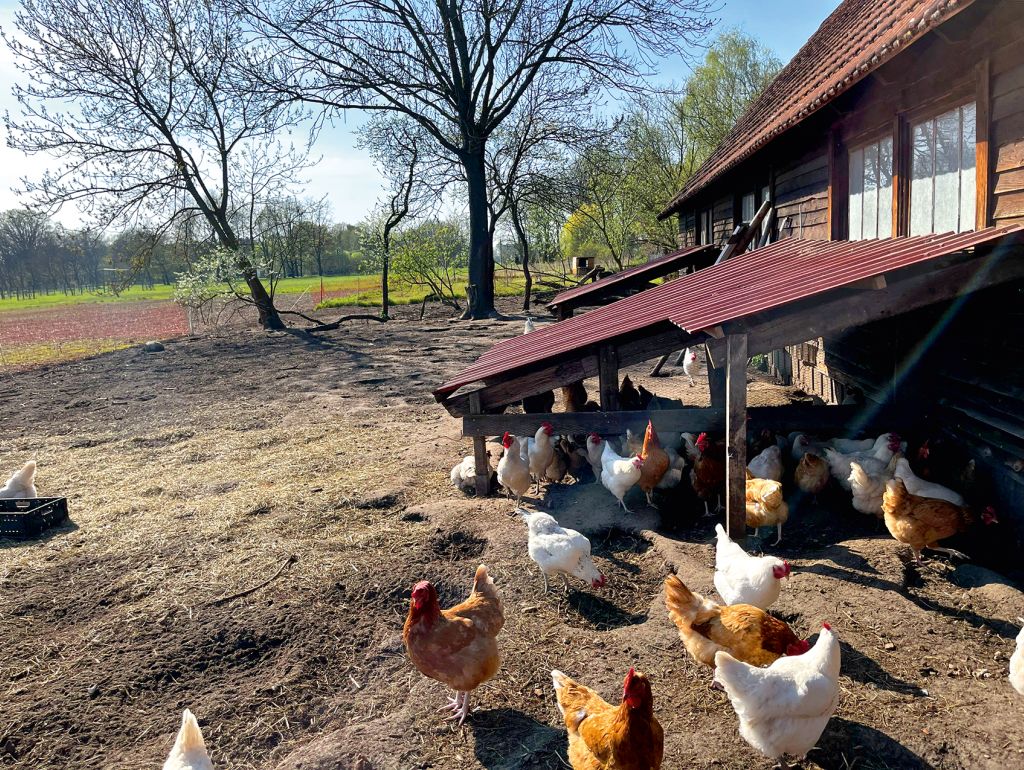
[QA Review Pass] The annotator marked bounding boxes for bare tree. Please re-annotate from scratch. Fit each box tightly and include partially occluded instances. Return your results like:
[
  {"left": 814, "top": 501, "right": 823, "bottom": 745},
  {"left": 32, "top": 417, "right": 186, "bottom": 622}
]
[
  {"left": 3, "top": 0, "right": 309, "bottom": 329},
  {"left": 240, "top": 0, "right": 713, "bottom": 319}
]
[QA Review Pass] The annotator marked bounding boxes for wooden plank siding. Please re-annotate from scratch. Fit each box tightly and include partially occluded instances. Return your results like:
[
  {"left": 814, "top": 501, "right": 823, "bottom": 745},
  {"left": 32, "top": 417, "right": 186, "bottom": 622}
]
[{"left": 992, "top": 59, "right": 1024, "bottom": 225}]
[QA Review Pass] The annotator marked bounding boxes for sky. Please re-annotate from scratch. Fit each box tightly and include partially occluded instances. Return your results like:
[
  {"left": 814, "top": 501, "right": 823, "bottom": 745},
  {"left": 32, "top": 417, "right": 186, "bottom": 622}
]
[{"left": 0, "top": 0, "right": 840, "bottom": 228}]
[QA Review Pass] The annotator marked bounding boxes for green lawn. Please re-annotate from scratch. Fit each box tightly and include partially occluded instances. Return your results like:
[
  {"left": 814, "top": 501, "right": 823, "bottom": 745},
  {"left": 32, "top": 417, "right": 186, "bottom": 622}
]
[{"left": 315, "top": 270, "right": 546, "bottom": 309}]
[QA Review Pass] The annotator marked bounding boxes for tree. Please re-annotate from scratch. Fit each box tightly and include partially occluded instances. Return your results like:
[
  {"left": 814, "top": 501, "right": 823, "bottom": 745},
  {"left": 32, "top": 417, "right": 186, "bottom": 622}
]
[
  {"left": 4, "top": 0, "right": 309, "bottom": 329},
  {"left": 391, "top": 219, "right": 469, "bottom": 311},
  {"left": 0, "top": 208, "right": 51, "bottom": 298},
  {"left": 241, "top": 0, "right": 713, "bottom": 319}
]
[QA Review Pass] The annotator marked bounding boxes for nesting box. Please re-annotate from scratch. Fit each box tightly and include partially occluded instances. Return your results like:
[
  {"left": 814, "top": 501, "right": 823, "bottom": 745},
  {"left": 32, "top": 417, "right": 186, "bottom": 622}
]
[
  {"left": 573, "top": 256, "right": 594, "bottom": 276},
  {"left": 0, "top": 497, "right": 69, "bottom": 538}
]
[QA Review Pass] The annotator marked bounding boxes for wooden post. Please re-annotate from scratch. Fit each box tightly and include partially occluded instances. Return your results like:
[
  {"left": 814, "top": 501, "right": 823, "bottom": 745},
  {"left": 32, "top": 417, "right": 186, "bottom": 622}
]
[
  {"left": 649, "top": 352, "right": 671, "bottom": 377},
  {"left": 725, "top": 334, "right": 748, "bottom": 543},
  {"left": 976, "top": 58, "right": 991, "bottom": 230},
  {"left": 708, "top": 360, "right": 726, "bottom": 410},
  {"left": 598, "top": 345, "right": 619, "bottom": 411},
  {"left": 468, "top": 391, "right": 490, "bottom": 496}
]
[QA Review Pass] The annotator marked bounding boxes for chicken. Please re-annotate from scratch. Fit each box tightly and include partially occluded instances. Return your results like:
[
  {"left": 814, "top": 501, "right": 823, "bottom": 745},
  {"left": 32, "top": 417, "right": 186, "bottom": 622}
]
[
  {"left": 714, "top": 623, "right": 840, "bottom": 768},
  {"left": 551, "top": 668, "right": 663, "bottom": 770},
  {"left": 0, "top": 460, "right": 37, "bottom": 499},
  {"left": 893, "top": 457, "right": 964, "bottom": 505},
  {"left": 826, "top": 436, "right": 875, "bottom": 453},
  {"left": 497, "top": 432, "right": 532, "bottom": 507},
  {"left": 562, "top": 381, "right": 599, "bottom": 412},
  {"left": 524, "top": 316, "right": 536, "bottom": 334},
  {"left": 746, "top": 476, "right": 789, "bottom": 545},
  {"left": 824, "top": 433, "right": 902, "bottom": 490},
  {"left": 682, "top": 347, "right": 700, "bottom": 385},
  {"left": 520, "top": 510, "right": 605, "bottom": 592},
  {"left": 690, "top": 432, "right": 726, "bottom": 516},
  {"left": 544, "top": 441, "right": 571, "bottom": 483},
  {"left": 586, "top": 433, "right": 605, "bottom": 482},
  {"left": 1011, "top": 619, "right": 1024, "bottom": 696},
  {"left": 789, "top": 433, "right": 827, "bottom": 463},
  {"left": 637, "top": 420, "right": 670, "bottom": 506},
  {"left": 665, "top": 574, "right": 810, "bottom": 669},
  {"left": 601, "top": 441, "right": 643, "bottom": 512},
  {"left": 848, "top": 459, "right": 893, "bottom": 517},
  {"left": 747, "top": 445, "right": 783, "bottom": 482},
  {"left": 881, "top": 478, "right": 998, "bottom": 563},
  {"left": 522, "top": 390, "right": 555, "bottom": 414},
  {"left": 526, "top": 422, "right": 556, "bottom": 489},
  {"left": 714, "top": 524, "right": 791, "bottom": 609},
  {"left": 163, "top": 709, "right": 213, "bottom": 770},
  {"left": 794, "top": 453, "right": 830, "bottom": 499},
  {"left": 618, "top": 375, "right": 641, "bottom": 411},
  {"left": 561, "top": 436, "right": 590, "bottom": 478},
  {"left": 681, "top": 432, "right": 700, "bottom": 463},
  {"left": 403, "top": 564, "right": 504, "bottom": 724}
]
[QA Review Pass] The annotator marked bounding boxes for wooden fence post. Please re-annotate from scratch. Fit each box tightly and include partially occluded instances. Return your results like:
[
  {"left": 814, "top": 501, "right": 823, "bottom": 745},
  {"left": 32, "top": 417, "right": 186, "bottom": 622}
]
[
  {"left": 725, "top": 334, "right": 748, "bottom": 543},
  {"left": 598, "top": 345, "right": 619, "bottom": 411},
  {"left": 468, "top": 391, "right": 490, "bottom": 496}
]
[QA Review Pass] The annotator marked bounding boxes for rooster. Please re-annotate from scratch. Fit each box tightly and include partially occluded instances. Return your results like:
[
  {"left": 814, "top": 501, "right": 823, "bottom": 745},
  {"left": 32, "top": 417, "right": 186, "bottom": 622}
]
[
  {"left": 551, "top": 668, "right": 663, "bottom": 770},
  {"left": 746, "top": 475, "right": 789, "bottom": 545},
  {"left": 403, "top": 565, "right": 504, "bottom": 724},
  {"left": 1011, "top": 619, "right": 1024, "bottom": 696},
  {"left": 163, "top": 709, "right": 213, "bottom": 770},
  {"left": 794, "top": 453, "right": 830, "bottom": 500},
  {"left": 714, "top": 623, "right": 841, "bottom": 768},
  {"left": 0, "top": 460, "right": 37, "bottom": 499},
  {"left": 714, "top": 524, "right": 791, "bottom": 609},
  {"left": 682, "top": 347, "right": 700, "bottom": 385},
  {"left": 747, "top": 445, "right": 783, "bottom": 482},
  {"left": 894, "top": 457, "right": 964, "bottom": 505},
  {"left": 881, "top": 478, "right": 997, "bottom": 564},
  {"left": 520, "top": 510, "right": 605, "bottom": 592},
  {"left": 665, "top": 575, "right": 809, "bottom": 670},
  {"left": 690, "top": 432, "right": 726, "bottom": 516},
  {"left": 600, "top": 441, "right": 643, "bottom": 512},
  {"left": 497, "top": 433, "right": 531, "bottom": 507},
  {"left": 637, "top": 420, "right": 670, "bottom": 506}
]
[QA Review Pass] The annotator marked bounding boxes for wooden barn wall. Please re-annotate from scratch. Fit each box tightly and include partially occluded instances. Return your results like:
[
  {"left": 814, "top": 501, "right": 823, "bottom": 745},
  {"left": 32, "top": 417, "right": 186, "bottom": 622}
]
[
  {"left": 774, "top": 151, "right": 829, "bottom": 241},
  {"left": 992, "top": 60, "right": 1024, "bottom": 226},
  {"left": 712, "top": 195, "right": 734, "bottom": 245},
  {"left": 822, "top": 280, "right": 1024, "bottom": 565},
  {"left": 678, "top": 211, "right": 697, "bottom": 248}
]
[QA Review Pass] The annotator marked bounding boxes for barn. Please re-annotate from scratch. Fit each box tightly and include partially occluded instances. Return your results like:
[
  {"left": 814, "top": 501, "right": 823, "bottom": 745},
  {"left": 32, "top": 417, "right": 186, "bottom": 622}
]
[{"left": 434, "top": 0, "right": 1024, "bottom": 566}]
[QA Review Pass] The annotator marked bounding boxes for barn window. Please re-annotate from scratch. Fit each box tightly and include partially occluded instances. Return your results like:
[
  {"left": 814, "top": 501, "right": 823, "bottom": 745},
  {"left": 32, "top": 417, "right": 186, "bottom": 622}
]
[
  {"left": 848, "top": 136, "right": 893, "bottom": 240},
  {"left": 698, "top": 209, "right": 712, "bottom": 245},
  {"left": 910, "top": 102, "right": 976, "bottom": 235}
]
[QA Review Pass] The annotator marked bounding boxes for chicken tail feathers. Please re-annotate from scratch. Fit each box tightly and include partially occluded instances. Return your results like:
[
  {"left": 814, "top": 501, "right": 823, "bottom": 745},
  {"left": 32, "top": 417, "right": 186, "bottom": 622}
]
[
  {"left": 472, "top": 564, "right": 500, "bottom": 601},
  {"left": 12, "top": 460, "right": 36, "bottom": 488},
  {"left": 163, "top": 709, "right": 211, "bottom": 770},
  {"left": 664, "top": 574, "right": 698, "bottom": 628}
]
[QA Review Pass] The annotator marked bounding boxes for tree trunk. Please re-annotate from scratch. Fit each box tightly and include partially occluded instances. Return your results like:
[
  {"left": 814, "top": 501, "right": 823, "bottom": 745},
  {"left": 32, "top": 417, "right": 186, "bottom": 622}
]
[
  {"left": 220, "top": 225, "right": 284, "bottom": 330},
  {"left": 510, "top": 203, "right": 531, "bottom": 312},
  {"left": 462, "top": 146, "right": 496, "bottom": 319},
  {"left": 381, "top": 230, "right": 391, "bottom": 319}
]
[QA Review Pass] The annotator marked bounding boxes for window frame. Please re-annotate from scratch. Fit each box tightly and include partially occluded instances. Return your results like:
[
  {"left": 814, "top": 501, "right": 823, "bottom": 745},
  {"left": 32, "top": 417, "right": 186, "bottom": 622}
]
[{"left": 846, "top": 132, "right": 896, "bottom": 241}]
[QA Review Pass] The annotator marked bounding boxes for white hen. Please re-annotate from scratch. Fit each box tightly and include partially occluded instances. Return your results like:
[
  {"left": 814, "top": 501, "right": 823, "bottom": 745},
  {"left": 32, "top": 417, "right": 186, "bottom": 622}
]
[
  {"left": 747, "top": 445, "right": 783, "bottom": 482},
  {"left": 163, "top": 709, "right": 213, "bottom": 770},
  {"left": 450, "top": 455, "right": 477, "bottom": 493},
  {"left": 1011, "top": 619, "right": 1024, "bottom": 696},
  {"left": 585, "top": 433, "right": 604, "bottom": 482},
  {"left": 893, "top": 457, "right": 964, "bottom": 505},
  {"left": 714, "top": 524, "right": 791, "bottom": 609},
  {"left": 523, "top": 316, "right": 535, "bottom": 334},
  {"left": 848, "top": 459, "right": 896, "bottom": 516},
  {"left": 714, "top": 624, "right": 841, "bottom": 767},
  {"left": 520, "top": 509, "right": 606, "bottom": 592},
  {"left": 682, "top": 347, "right": 701, "bottom": 385},
  {"left": 825, "top": 433, "right": 901, "bottom": 491},
  {"left": 600, "top": 441, "right": 643, "bottom": 512},
  {"left": 497, "top": 433, "right": 532, "bottom": 507},
  {"left": 0, "top": 460, "right": 37, "bottom": 499},
  {"left": 527, "top": 422, "right": 556, "bottom": 486}
]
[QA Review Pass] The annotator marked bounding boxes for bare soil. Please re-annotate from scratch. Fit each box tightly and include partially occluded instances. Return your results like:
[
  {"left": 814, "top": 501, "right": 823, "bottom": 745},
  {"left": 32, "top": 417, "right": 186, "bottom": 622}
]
[{"left": 1, "top": 296, "right": 1022, "bottom": 770}]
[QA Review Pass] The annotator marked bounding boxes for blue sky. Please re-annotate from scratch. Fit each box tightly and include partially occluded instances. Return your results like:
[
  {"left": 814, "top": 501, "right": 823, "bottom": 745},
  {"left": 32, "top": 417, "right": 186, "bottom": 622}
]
[{"left": 0, "top": 0, "right": 839, "bottom": 227}]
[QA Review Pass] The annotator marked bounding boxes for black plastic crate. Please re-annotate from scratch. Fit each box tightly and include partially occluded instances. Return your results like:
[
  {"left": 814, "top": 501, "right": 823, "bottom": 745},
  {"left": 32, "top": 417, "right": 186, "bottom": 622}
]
[{"left": 0, "top": 497, "right": 69, "bottom": 538}]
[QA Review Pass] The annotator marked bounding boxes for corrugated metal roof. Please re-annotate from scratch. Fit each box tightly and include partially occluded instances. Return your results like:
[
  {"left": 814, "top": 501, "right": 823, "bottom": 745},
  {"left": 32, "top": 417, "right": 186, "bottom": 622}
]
[
  {"left": 659, "top": 0, "right": 978, "bottom": 218},
  {"left": 548, "top": 244, "right": 715, "bottom": 310},
  {"left": 436, "top": 226, "right": 1022, "bottom": 399}
]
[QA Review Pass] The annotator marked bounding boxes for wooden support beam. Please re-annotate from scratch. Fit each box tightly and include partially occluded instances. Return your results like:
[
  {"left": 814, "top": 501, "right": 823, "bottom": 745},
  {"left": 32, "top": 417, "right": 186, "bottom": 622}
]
[
  {"left": 976, "top": 58, "right": 992, "bottom": 230},
  {"left": 703, "top": 325, "right": 725, "bottom": 339},
  {"left": 708, "top": 363, "right": 726, "bottom": 410},
  {"left": 461, "top": 403, "right": 873, "bottom": 439},
  {"left": 847, "top": 275, "right": 887, "bottom": 290},
  {"left": 725, "top": 334, "right": 748, "bottom": 543},
  {"left": 649, "top": 352, "right": 671, "bottom": 377},
  {"left": 468, "top": 392, "right": 490, "bottom": 496},
  {"left": 598, "top": 345, "right": 619, "bottom": 411}
]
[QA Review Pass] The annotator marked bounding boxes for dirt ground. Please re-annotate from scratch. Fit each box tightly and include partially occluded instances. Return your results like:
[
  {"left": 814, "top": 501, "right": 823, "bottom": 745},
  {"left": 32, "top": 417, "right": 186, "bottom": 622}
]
[{"left": 1, "top": 296, "right": 1022, "bottom": 770}]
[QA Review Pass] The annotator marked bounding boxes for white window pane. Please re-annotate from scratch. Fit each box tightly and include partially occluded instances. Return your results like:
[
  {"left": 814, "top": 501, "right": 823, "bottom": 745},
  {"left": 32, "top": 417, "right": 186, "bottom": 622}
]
[
  {"left": 863, "top": 143, "right": 879, "bottom": 239},
  {"left": 933, "top": 108, "right": 960, "bottom": 233},
  {"left": 959, "top": 103, "right": 977, "bottom": 232},
  {"left": 848, "top": 147, "right": 864, "bottom": 240},
  {"left": 742, "top": 193, "right": 755, "bottom": 223},
  {"left": 910, "top": 120, "right": 934, "bottom": 236},
  {"left": 878, "top": 136, "right": 893, "bottom": 238}
]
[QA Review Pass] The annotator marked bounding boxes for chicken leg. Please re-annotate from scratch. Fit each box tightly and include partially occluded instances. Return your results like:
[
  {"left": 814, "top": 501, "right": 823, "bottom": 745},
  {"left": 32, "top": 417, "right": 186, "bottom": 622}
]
[
  {"left": 773, "top": 522, "right": 783, "bottom": 546},
  {"left": 927, "top": 546, "right": 970, "bottom": 561},
  {"left": 443, "top": 691, "right": 472, "bottom": 725}
]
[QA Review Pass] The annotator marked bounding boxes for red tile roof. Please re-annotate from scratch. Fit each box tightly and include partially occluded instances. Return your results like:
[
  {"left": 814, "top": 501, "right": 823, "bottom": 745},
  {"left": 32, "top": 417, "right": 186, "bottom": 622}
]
[
  {"left": 435, "top": 226, "right": 1021, "bottom": 400},
  {"left": 659, "top": 0, "right": 978, "bottom": 219},
  {"left": 547, "top": 244, "right": 715, "bottom": 310}
]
